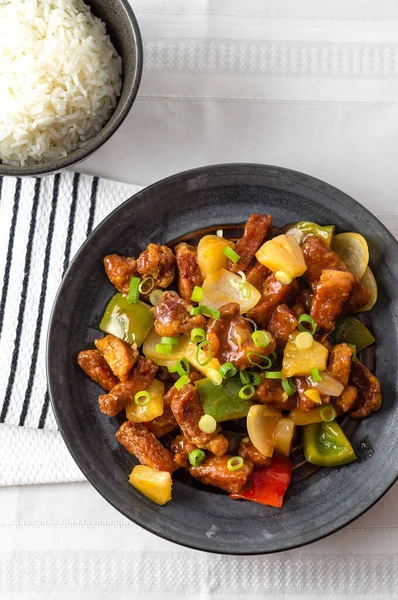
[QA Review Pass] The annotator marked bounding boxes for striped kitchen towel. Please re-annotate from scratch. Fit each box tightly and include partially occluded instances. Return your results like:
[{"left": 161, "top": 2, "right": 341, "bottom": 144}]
[{"left": 0, "top": 173, "right": 140, "bottom": 431}]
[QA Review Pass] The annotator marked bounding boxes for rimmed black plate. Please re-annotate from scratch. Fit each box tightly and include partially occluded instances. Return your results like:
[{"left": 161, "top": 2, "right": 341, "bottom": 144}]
[{"left": 47, "top": 164, "right": 398, "bottom": 554}]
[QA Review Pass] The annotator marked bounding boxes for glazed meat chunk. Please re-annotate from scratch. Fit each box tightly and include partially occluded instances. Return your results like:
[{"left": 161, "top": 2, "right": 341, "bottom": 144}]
[
  {"left": 190, "top": 455, "right": 253, "bottom": 493},
  {"left": 335, "top": 385, "right": 358, "bottom": 413},
  {"left": 104, "top": 254, "right": 137, "bottom": 294},
  {"left": 245, "top": 260, "right": 270, "bottom": 291},
  {"left": 301, "top": 237, "right": 369, "bottom": 312},
  {"left": 170, "top": 383, "right": 229, "bottom": 455},
  {"left": 137, "top": 243, "right": 175, "bottom": 288},
  {"left": 206, "top": 302, "right": 276, "bottom": 370},
  {"left": 153, "top": 291, "right": 206, "bottom": 337},
  {"left": 175, "top": 243, "right": 204, "bottom": 302},
  {"left": 228, "top": 214, "right": 272, "bottom": 273},
  {"left": 98, "top": 357, "right": 158, "bottom": 416},
  {"left": 170, "top": 435, "right": 197, "bottom": 469},
  {"left": 349, "top": 360, "right": 382, "bottom": 418},
  {"left": 254, "top": 377, "right": 297, "bottom": 410},
  {"left": 327, "top": 343, "right": 354, "bottom": 387},
  {"left": 239, "top": 438, "right": 271, "bottom": 467},
  {"left": 310, "top": 269, "right": 355, "bottom": 331},
  {"left": 268, "top": 304, "right": 298, "bottom": 350},
  {"left": 116, "top": 422, "right": 176, "bottom": 473},
  {"left": 247, "top": 274, "right": 299, "bottom": 328},
  {"left": 95, "top": 334, "right": 138, "bottom": 381},
  {"left": 294, "top": 377, "right": 320, "bottom": 411},
  {"left": 77, "top": 349, "right": 119, "bottom": 391}
]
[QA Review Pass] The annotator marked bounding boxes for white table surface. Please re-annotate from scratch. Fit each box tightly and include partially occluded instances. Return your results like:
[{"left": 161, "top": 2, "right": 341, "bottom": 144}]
[{"left": 2, "top": 0, "right": 398, "bottom": 598}]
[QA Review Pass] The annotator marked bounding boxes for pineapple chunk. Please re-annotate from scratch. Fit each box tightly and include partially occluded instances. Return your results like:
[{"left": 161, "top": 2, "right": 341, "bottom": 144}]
[
  {"left": 256, "top": 234, "right": 306, "bottom": 278},
  {"left": 125, "top": 379, "right": 164, "bottom": 423},
  {"left": 197, "top": 235, "right": 232, "bottom": 277},
  {"left": 129, "top": 466, "right": 172, "bottom": 505},
  {"left": 282, "top": 333, "right": 328, "bottom": 377}
]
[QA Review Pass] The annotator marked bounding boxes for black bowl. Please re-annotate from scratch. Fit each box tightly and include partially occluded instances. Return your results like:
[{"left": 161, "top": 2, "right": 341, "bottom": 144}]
[
  {"left": 0, "top": 0, "right": 143, "bottom": 177},
  {"left": 47, "top": 164, "right": 398, "bottom": 554}
]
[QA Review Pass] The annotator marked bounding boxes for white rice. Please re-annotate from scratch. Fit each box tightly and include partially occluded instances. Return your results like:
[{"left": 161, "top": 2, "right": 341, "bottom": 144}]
[{"left": 0, "top": 0, "right": 122, "bottom": 166}]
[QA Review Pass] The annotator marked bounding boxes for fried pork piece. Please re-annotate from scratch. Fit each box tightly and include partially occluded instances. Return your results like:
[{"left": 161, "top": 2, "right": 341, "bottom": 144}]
[
  {"left": 245, "top": 259, "right": 270, "bottom": 291},
  {"left": 228, "top": 214, "right": 272, "bottom": 272},
  {"left": 349, "top": 360, "right": 382, "bottom": 418},
  {"left": 310, "top": 269, "right": 355, "bottom": 331},
  {"left": 239, "top": 438, "right": 271, "bottom": 466},
  {"left": 206, "top": 302, "right": 276, "bottom": 370},
  {"left": 301, "top": 237, "right": 369, "bottom": 312},
  {"left": 170, "top": 434, "right": 197, "bottom": 468},
  {"left": 137, "top": 243, "right": 175, "bottom": 288},
  {"left": 294, "top": 377, "right": 319, "bottom": 411},
  {"left": 153, "top": 290, "right": 206, "bottom": 337},
  {"left": 98, "top": 357, "right": 158, "bottom": 416},
  {"left": 77, "top": 349, "right": 119, "bottom": 391},
  {"left": 247, "top": 274, "right": 299, "bottom": 328},
  {"left": 255, "top": 377, "right": 297, "bottom": 410},
  {"left": 328, "top": 343, "right": 354, "bottom": 387},
  {"left": 175, "top": 243, "right": 204, "bottom": 302},
  {"left": 170, "top": 383, "right": 229, "bottom": 455},
  {"left": 95, "top": 334, "right": 138, "bottom": 381},
  {"left": 103, "top": 254, "right": 137, "bottom": 294},
  {"left": 190, "top": 455, "right": 253, "bottom": 493},
  {"left": 268, "top": 304, "right": 298, "bottom": 350},
  {"left": 116, "top": 421, "right": 177, "bottom": 473},
  {"left": 335, "top": 385, "right": 358, "bottom": 413}
]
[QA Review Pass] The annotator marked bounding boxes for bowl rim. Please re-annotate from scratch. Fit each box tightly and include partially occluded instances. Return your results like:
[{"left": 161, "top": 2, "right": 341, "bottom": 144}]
[
  {"left": 47, "top": 163, "right": 398, "bottom": 555},
  {"left": 0, "top": 0, "right": 143, "bottom": 178}
]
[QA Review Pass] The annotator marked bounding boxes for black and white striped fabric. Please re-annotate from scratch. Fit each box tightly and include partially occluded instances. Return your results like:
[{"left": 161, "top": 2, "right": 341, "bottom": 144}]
[{"left": 0, "top": 173, "right": 139, "bottom": 430}]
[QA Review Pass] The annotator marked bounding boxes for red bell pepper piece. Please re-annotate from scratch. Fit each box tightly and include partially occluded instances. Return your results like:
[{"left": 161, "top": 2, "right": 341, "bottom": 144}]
[{"left": 230, "top": 454, "right": 293, "bottom": 508}]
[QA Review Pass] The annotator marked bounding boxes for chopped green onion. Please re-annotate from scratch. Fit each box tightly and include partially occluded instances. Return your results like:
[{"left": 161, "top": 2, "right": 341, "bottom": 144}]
[
  {"left": 241, "top": 283, "right": 251, "bottom": 299},
  {"left": 190, "top": 305, "right": 220, "bottom": 318},
  {"left": 270, "top": 351, "right": 277, "bottom": 363},
  {"left": 247, "top": 371, "right": 262, "bottom": 386},
  {"left": 138, "top": 276, "right": 155, "bottom": 294},
  {"left": 223, "top": 246, "right": 240, "bottom": 264},
  {"left": 227, "top": 456, "right": 244, "bottom": 471},
  {"left": 191, "top": 328, "right": 206, "bottom": 343},
  {"left": 174, "top": 357, "right": 190, "bottom": 377},
  {"left": 239, "top": 370, "right": 251, "bottom": 385},
  {"left": 311, "top": 367, "right": 322, "bottom": 382},
  {"left": 127, "top": 277, "right": 140, "bottom": 304},
  {"left": 243, "top": 316, "right": 258, "bottom": 331},
  {"left": 218, "top": 362, "right": 238, "bottom": 379},
  {"left": 207, "top": 368, "right": 223, "bottom": 386},
  {"left": 265, "top": 371, "right": 283, "bottom": 379},
  {"left": 199, "top": 414, "right": 217, "bottom": 434},
  {"left": 349, "top": 344, "right": 357, "bottom": 361},
  {"left": 238, "top": 384, "right": 255, "bottom": 399},
  {"left": 134, "top": 390, "right": 150, "bottom": 406},
  {"left": 275, "top": 270, "right": 293, "bottom": 285},
  {"left": 191, "top": 286, "right": 203, "bottom": 303},
  {"left": 295, "top": 331, "right": 313, "bottom": 350},
  {"left": 251, "top": 330, "right": 272, "bottom": 348},
  {"left": 247, "top": 351, "right": 272, "bottom": 370},
  {"left": 282, "top": 378, "right": 296, "bottom": 396},
  {"left": 298, "top": 313, "right": 317, "bottom": 335},
  {"left": 174, "top": 375, "right": 190, "bottom": 390},
  {"left": 155, "top": 343, "right": 173, "bottom": 355},
  {"left": 196, "top": 340, "right": 213, "bottom": 366},
  {"left": 188, "top": 448, "right": 206, "bottom": 467},
  {"left": 320, "top": 404, "right": 337, "bottom": 422},
  {"left": 149, "top": 289, "right": 163, "bottom": 306},
  {"left": 161, "top": 336, "right": 178, "bottom": 346}
]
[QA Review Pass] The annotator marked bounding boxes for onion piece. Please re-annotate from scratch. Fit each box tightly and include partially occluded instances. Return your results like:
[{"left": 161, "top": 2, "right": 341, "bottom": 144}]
[
  {"left": 246, "top": 404, "right": 280, "bottom": 458},
  {"left": 308, "top": 372, "right": 344, "bottom": 397}
]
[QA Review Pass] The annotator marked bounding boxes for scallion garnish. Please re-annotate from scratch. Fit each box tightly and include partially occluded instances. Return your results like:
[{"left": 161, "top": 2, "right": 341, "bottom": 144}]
[
  {"left": 247, "top": 351, "right": 272, "bottom": 370},
  {"left": 174, "top": 357, "right": 190, "bottom": 377},
  {"left": 349, "top": 344, "right": 357, "bottom": 361},
  {"left": 241, "top": 283, "right": 251, "bottom": 299},
  {"left": 282, "top": 377, "right": 296, "bottom": 396},
  {"left": 190, "top": 305, "right": 220, "bottom": 319},
  {"left": 188, "top": 449, "right": 206, "bottom": 467},
  {"left": 298, "top": 313, "right": 317, "bottom": 335},
  {"left": 196, "top": 340, "right": 213, "bottom": 366},
  {"left": 251, "top": 330, "right": 272, "bottom": 348},
  {"left": 227, "top": 456, "right": 244, "bottom": 471},
  {"left": 218, "top": 362, "right": 238, "bottom": 379},
  {"left": 138, "top": 276, "right": 155, "bottom": 295},
  {"left": 265, "top": 371, "right": 283, "bottom": 379},
  {"left": 275, "top": 270, "right": 293, "bottom": 285},
  {"left": 190, "top": 327, "right": 206, "bottom": 343},
  {"left": 149, "top": 289, "right": 163, "bottom": 306},
  {"left": 174, "top": 375, "right": 190, "bottom": 390},
  {"left": 238, "top": 384, "right": 255, "bottom": 399},
  {"left": 127, "top": 276, "right": 140, "bottom": 304},
  {"left": 155, "top": 342, "right": 173, "bottom": 355},
  {"left": 134, "top": 390, "right": 150, "bottom": 406},
  {"left": 223, "top": 246, "right": 240, "bottom": 264},
  {"left": 311, "top": 367, "right": 322, "bottom": 382},
  {"left": 161, "top": 336, "right": 178, "bottom": 346},
  {"left": 320, "top": 404, "right": 337, "bottom": 422},
  {"left": 198, "top": 414, "right": 217, "bottom": 434},
  {"left": 191, "top": 286, "right": 203, "bottom": 303},
  {"left": 239, "top": 370, "right": 251, "bottom": 385},
  {"left": 207, "top": 368, "right": 223, "bottom": 386},
  {"left": 295, "top": 331, "right": 313, "bottom": 350}
]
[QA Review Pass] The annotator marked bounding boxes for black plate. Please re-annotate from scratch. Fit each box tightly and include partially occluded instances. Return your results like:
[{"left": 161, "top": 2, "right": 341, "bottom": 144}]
[{"left": 47, "top": 164, "right": 398, "bottom": 554}]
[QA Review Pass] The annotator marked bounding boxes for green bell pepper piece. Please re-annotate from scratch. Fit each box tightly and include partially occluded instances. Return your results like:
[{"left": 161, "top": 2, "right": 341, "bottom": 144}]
[
  {"left": 331, "top": 316, "right": 375, "bottom": 353},
  {"left": 99, "top": 293, "right": 154, "bottom": 347},
  {"left": 195, "top": 376, "right": 252, "bottom": 422},
  {"left": 302, "top": 422, "right": 357, "bottom": 467},
  {"left": 285, "top": 221, "right": 335, "bottom": 247}
]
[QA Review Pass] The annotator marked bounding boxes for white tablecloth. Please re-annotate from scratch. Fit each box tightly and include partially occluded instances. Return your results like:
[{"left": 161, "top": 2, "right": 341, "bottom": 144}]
[{"left": 1, "top": 0, "right": 398, "bottom": 597}]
